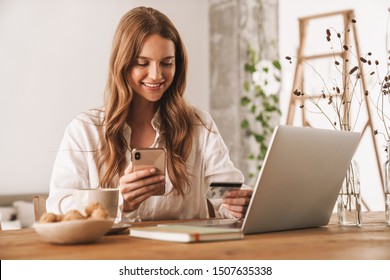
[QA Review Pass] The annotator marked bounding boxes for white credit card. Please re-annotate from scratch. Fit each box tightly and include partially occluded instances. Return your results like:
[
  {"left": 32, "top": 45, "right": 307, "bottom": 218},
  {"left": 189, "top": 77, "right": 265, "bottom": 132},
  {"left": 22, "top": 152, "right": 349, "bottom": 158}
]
[{"left": 205, "top": 182, "right": 242, "bottom": 199}]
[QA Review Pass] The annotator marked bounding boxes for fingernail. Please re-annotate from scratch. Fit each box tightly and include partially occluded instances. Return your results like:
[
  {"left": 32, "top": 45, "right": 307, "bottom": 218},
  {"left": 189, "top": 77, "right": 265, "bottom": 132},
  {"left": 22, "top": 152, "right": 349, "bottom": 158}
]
[
  {"left": 159, "top": 176, "right": 165, "bottom": 181},
  {"left": 150, "top": 168, "right": 156, "bottom": 173}
]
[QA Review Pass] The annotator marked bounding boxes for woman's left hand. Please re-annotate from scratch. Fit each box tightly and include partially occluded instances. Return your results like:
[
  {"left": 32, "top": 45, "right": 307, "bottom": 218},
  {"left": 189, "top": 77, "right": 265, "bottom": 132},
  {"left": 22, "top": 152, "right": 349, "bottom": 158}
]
[{"left": 221, "top": 188, "right": 253, "bottom": 219}]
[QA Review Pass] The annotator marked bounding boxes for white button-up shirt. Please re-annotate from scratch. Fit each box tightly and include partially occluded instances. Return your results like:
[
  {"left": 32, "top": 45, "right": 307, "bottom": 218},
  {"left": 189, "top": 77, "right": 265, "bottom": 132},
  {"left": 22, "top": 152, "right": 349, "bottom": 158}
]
[{"left": 46, "top": 108, "right": 244, "bottom": 221}]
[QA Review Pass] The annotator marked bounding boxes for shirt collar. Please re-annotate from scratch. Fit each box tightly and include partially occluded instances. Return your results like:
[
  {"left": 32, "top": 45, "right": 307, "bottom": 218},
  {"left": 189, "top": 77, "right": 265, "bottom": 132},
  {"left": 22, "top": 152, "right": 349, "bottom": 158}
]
[{"left": 123, "top": 108, "right": 163, "bottom": 150}]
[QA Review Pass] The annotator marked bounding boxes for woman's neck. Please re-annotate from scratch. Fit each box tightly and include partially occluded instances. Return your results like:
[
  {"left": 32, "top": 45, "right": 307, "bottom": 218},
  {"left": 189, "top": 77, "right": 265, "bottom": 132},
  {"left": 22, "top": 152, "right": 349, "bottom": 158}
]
[
  {"left": 127, "top": 97, "right": 158, "bottom": 148},
  {"left": 127, "top": 96, "right": 158, "bottom": 125}
]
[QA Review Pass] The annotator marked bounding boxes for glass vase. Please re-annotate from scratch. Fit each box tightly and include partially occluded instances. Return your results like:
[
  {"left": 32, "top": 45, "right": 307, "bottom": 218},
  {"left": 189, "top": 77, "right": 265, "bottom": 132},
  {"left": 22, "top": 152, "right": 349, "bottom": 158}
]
[
  {"left": 337, "top": 159, "right": 362, "bottom": 226},
  {"left": 384, "top": 141, "right": 390, "bottom": 226}
]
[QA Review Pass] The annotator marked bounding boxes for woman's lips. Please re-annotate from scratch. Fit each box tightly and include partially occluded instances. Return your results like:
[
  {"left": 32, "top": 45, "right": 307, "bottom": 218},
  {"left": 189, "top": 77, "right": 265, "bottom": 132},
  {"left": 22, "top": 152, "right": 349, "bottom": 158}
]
[{"left": 142, "top": 82, "right": 164, "bottom": 90}]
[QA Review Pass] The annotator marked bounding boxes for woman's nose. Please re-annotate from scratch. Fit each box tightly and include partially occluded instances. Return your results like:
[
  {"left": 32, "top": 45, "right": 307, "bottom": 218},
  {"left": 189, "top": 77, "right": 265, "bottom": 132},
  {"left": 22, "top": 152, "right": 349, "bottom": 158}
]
[{"left": 149, "top": 63, "right": 162, "bottom": 80}]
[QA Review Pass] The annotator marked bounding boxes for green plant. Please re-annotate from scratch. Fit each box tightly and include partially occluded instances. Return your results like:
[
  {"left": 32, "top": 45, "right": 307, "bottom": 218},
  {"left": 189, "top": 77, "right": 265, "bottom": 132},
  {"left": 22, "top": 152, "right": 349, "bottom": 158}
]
[{"left": 241, "top": 46, "right": 281, "bottom": 179}]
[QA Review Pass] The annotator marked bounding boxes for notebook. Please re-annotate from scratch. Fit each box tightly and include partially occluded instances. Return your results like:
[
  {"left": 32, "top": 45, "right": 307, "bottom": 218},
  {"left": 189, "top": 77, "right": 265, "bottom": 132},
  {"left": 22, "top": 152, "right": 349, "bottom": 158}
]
[
  {"left": 176, "top": 125, "right": 360, "bottom": 234},
  {"left": 129, "top": 224, "right": 243, "bottom": 243}
]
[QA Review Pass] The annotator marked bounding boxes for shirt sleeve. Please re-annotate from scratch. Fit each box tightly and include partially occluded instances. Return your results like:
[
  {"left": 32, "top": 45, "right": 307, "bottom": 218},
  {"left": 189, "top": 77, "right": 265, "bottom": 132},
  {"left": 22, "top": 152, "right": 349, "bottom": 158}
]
[
  {"left": 46, "top": 117, "right": 99, "bottom": 214},
  {"left": 198, "top": 111, "right": 245, "bottom": 218}
]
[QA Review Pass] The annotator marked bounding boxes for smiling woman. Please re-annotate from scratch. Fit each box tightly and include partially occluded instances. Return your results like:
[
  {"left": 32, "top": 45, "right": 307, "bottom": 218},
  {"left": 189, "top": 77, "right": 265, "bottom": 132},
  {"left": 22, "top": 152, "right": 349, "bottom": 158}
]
[
  {"left": 46, "top": 6, "right": 251, "bottom": 223},
  {"left": 127, "top": 34, "right": 176, "bottom": 104}
]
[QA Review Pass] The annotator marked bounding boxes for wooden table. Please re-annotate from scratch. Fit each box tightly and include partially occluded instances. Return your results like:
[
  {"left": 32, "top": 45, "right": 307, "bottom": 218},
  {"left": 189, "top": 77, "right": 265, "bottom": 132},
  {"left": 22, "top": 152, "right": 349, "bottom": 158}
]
[{"left": 1, "top": 212, "right": 389, "bottom": 260}]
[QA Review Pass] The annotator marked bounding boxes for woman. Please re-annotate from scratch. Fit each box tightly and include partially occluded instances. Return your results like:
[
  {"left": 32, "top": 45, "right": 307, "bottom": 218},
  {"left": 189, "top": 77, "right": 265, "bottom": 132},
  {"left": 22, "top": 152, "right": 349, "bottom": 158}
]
[{"left": 47, "top": 6, "right": 252, "bottom": 221}]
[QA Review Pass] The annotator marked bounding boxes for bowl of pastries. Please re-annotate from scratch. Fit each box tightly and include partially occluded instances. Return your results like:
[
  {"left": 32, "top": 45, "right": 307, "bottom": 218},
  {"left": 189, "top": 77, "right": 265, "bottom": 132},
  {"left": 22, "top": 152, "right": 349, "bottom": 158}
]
[{"left": 34, "top": 202, "right": 114, "bottom": 244}]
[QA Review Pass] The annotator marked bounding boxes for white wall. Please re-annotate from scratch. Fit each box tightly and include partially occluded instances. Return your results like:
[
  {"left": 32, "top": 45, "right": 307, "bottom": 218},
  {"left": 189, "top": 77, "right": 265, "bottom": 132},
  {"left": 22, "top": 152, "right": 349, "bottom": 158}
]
[
  {"left": 0, "top": 0, "right": 209, "bottom": 195},
  {"left": 279, "top": 0, "right": 390, "bottom": 210}
]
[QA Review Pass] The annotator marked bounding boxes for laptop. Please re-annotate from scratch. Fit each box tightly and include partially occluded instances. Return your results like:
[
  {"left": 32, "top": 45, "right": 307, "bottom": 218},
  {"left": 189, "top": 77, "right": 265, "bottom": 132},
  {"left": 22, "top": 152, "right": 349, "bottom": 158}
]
[{"left": 177, "top": 125, "right": 360, "bottom": 234}]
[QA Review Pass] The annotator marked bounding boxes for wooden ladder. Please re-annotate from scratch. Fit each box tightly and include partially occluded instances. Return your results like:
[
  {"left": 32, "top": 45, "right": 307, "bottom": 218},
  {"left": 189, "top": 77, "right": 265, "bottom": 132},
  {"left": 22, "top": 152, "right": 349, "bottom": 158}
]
[{"left": 285, "top": 9, "right": 385, "bottom": 209}]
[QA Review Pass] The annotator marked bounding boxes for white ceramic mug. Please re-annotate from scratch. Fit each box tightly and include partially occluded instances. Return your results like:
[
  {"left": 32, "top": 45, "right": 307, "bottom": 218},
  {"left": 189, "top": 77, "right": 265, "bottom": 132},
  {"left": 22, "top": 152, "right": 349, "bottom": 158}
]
[{"left": 58, "top": 188, "right": 119, "bottom": 219}]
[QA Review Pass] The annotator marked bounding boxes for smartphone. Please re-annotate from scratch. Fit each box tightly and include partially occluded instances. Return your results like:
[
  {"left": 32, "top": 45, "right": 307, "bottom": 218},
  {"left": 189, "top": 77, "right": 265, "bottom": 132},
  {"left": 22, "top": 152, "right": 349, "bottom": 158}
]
[
  {"left": 131, "top": 148, "right": 166, "bottom": 195},
  {"left": 205, "top": 182, "right": 243, "bottom": 199}
]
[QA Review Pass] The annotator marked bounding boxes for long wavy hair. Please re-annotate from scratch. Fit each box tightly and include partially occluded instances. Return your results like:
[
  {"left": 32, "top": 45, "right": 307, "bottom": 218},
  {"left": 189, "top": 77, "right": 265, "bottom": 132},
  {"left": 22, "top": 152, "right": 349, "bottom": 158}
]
[{"left": 98, "top": 6, "right": 196, "bottom": 195}]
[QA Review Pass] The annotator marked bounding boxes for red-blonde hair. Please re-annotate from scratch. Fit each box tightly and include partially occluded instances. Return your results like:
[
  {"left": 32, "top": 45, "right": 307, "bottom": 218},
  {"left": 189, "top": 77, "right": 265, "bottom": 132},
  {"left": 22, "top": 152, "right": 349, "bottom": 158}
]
[{"left": 98, "top": 6, "right": 196, "bottom": 195}]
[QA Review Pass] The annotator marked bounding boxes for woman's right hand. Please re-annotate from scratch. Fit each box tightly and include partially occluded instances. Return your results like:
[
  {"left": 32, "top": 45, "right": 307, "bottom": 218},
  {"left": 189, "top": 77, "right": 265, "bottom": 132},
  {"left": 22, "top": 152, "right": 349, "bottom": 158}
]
[{"left": 119, "top": 163, "right": 165, "bottom": 212}]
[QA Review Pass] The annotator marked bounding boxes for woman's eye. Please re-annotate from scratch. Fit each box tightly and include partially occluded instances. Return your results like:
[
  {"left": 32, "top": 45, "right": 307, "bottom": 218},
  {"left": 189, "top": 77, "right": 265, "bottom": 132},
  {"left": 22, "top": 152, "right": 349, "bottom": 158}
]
[
  {"left": 134, "top": 59, "right": 174, "bottom": 67},
  {"left": 161, "top": 61, "right": 174, "bottom": 66},
  {"left": 135, "top": 60, "right": 148, "bottom": 66}
]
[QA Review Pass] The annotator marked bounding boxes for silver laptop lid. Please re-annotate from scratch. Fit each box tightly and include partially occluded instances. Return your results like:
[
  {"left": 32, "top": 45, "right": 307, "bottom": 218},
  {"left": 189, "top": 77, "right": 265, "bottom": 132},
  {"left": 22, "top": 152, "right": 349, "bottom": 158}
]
[{"left": 243, "top": 125, "right": 360, "bottom": 234}]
